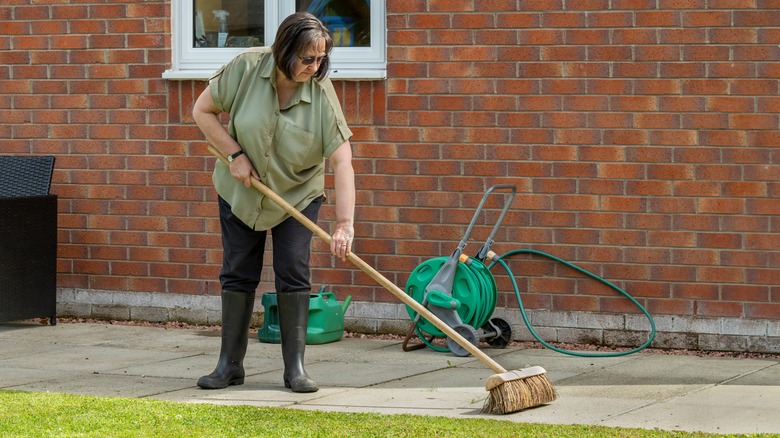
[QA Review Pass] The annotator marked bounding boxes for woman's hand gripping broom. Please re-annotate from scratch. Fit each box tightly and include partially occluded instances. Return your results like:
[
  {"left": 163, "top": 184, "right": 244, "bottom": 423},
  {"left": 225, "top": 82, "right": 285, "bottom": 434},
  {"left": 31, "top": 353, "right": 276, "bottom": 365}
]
[{"left": 208, "top": 145, "right": 557, "bottom": 414}]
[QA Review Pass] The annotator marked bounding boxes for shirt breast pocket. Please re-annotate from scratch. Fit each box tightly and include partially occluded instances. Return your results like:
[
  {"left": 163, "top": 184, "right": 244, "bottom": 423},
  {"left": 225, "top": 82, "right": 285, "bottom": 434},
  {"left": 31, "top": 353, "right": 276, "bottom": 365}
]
[{"left": 277, "top": 121, "right": 320, "bottom": 169}]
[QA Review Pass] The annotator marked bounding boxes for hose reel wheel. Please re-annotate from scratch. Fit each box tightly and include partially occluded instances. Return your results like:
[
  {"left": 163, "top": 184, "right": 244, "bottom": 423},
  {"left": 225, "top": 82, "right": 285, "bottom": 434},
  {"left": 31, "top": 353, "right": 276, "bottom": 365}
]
[{"left": 484, "top": 317, "right": 512, "bottom": 349}]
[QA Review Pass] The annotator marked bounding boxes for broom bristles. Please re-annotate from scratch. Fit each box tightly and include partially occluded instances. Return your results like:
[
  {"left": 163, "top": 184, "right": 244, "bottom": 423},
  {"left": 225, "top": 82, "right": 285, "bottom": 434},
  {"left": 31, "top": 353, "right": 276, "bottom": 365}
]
[{"left": 482, "top": 368, "right": 557, "bottom": 415}]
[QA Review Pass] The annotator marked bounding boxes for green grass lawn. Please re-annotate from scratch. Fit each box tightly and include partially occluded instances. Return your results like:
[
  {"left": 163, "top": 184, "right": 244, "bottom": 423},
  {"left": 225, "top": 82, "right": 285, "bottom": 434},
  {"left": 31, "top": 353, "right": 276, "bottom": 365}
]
[{"left": 0, "top": 390, "right": 771, "bottom": 438}]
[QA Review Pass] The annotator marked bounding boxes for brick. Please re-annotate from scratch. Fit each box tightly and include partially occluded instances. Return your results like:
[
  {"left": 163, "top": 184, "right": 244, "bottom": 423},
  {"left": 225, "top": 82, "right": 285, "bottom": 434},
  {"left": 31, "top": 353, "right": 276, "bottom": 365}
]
[
  {"left": 69, "top": 19, "right": 107, "bottom": 34},
  {"left": 730, "top": 114, "right": 778, "bottom": 130},
  {"left": 543, "top": 112, "right": 586, "bottom": 127},
  {"left": 588, "top": 113, "right": 632, "bottom": 128},
  {"left": 734, "top": 45, "right": 780, "bottom": 61},
  {"left": 542, "top": 46, "right": 585, "bottom": 61},
  {"left": 699, "top": 130, "right": 747, "bottom": 147},
  {"left": 613, "top": 63, "right": 658, "bottom": 78},
  {"left": 611, "top": 0, "right": 657, "bottom": 9},
  {"left": 603, "top": 229, "right": 647, "bottom": 246},
  {"left": 603, "top": 129, "right": 649, "bottom": 145},
  {"left": 388, "top": 29, "right": 427, "bottom": 46},
  {"left": 747, "top": 268, "right": 780, "bottom": 287},
  {"left": 710, "top": 62, "right": 756, "bottom": 78},
  {"left": 553, "top": 195, "right": 598, "bottom": 213},
  {"left": 745, "top": 303, "right": 780, "bottom": 319},
  {"left": 556, "top": 129, "right": 601, "bottom": 145},
  {"left": 633, "top": 113, "right": 680, "bottom": 128},
  {"left": 567, "top": 0, "right": 610, "bottom": 10},
  {"left": 722, "top": 216, "right": 770, "bottom": 234},
  {"left": 733, "top": 10, "right": 780, "bottom": 27},
  {"left": 553, "top": 295, "right": 599, "bottom": 312},
  {"left": 601, "top": 195, "right": 647, "bottom": 212},
  {"left": 683, "top": 45, "right": 730, "bottom": 61},
  {"left": 518, "top": 0, "right": 564, "bottom": 11},
  {"left": 660, "top": 0, "right": 706, "bottom": 8},
  {"left": 710, "top": 28, "right": 758, "bottom": 45},
  {"left": 542, "top": 12, "right": 586, "bottom": 27},
  {"left": 534, "top": 178, "right": 576, "bottom": 193},
  {"left": 604, "top": 263, "right": 651, "bottom": 281},
  {"left": 635, "top": 11, "right": 681, "bottom": 27},
  {"left": 683, "top": 11, "right": 732, "bottom": 27},
  {"left": 563, "top": 96, "right": 609, "bottom": 111},
  {"left": 591, "top": 12, "right": 633, "bottom": 27},
  {"left": 707, "top": 96, "right": 755, "bottom": 113},
  {"left": 697, "top": 301, "right": 744, "bottom": 318},
  {"left": 758, "top": 96, "right": 780, "bottom": 112}
]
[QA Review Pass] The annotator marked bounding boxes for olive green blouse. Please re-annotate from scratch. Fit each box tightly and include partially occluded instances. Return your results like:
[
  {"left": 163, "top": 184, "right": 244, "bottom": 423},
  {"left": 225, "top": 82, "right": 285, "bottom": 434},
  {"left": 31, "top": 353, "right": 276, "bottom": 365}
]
[{"left": 209, "top": 47, "right": 352, "bottom": 230}]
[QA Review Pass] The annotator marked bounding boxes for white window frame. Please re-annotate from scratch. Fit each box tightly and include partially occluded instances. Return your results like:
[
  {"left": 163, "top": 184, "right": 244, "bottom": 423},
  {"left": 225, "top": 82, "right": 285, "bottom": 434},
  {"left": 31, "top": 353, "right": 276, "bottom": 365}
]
[{"left": 163, "top": 0, "right": 386, "bottom": 80}]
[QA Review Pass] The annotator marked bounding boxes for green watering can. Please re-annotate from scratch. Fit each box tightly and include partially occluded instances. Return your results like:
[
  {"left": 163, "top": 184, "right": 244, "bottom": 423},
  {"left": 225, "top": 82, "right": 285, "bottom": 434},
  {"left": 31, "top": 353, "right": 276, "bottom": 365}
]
[{"left": 258, "top": 286, "right": 352, "bottom": 345}]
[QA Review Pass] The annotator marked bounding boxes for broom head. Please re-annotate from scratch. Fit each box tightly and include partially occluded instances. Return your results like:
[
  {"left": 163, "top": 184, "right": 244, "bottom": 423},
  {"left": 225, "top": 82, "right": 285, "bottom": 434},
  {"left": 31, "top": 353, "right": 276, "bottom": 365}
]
[{"left": 482, "top": 366, "right": 557, "bottom": 414}]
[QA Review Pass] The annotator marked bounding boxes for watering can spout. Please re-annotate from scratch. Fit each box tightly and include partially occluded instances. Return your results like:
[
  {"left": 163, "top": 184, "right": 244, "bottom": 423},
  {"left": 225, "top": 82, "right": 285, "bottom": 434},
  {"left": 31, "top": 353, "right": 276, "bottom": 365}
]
[{"left": 342, "top": 295, "right": 352, "bottom": 314}]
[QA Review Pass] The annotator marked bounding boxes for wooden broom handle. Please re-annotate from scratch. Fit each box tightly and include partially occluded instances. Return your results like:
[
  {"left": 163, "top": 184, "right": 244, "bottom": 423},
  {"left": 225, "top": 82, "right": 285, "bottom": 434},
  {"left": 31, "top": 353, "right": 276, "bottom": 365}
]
[{"left": 208, "top": 145, "right": 507, "bottom": 374}]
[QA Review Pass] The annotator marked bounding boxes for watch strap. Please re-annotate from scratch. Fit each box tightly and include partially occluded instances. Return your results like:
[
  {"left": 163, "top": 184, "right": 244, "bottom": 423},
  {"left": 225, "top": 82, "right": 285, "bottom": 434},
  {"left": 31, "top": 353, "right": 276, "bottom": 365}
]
[{"left": 227, "top": 150, "right": 244, "bottom": 162}]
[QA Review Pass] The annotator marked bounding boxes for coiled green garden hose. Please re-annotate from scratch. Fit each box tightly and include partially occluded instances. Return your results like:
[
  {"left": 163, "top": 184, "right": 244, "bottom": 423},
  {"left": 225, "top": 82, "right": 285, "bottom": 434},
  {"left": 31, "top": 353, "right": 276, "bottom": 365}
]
[{"left": 489, "top": 249, "right": 656, "bottom": 357}]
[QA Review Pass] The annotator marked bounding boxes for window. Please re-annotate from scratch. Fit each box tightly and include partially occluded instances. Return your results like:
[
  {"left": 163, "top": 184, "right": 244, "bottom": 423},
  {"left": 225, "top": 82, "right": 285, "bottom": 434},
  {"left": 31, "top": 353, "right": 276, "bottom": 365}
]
[{"left": 163, "top": 0, "right": 386, "bottom": 80}]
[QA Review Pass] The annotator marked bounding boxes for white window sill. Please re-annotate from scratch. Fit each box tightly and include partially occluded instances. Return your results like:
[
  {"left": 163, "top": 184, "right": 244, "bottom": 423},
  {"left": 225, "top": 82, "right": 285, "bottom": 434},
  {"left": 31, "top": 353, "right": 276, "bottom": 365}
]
[{"left": 162, "top": 68, "right": 386, "bottom": 81}]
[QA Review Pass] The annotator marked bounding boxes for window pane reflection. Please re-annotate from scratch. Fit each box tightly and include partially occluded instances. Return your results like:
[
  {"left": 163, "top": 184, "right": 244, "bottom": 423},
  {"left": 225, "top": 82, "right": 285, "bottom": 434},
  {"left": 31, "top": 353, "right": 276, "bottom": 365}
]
[
  {"left": 194, "top": 0, "right": 265, "bottom": 48},
  {"left": 297, "top": 0, "right": 370, "bottom": 47}
]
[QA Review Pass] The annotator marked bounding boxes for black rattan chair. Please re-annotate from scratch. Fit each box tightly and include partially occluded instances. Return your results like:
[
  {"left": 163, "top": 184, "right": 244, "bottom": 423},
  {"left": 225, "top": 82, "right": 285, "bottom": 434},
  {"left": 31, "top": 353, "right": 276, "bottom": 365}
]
[{"left": 0, "top": 156, "right": 58, "bottom": 325}]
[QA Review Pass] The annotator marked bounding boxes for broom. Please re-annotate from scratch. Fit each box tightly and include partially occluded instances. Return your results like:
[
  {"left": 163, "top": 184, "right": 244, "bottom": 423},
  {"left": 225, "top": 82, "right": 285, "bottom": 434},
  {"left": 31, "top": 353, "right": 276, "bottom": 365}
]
[{"left": 208, "top": 146, "right": 557, "bottom": 414}]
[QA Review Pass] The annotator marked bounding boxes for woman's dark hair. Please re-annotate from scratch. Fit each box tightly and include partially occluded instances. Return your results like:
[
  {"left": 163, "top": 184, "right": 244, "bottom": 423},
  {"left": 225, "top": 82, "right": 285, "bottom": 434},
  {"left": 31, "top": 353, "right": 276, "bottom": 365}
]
[{"left": 272, "top": 12, "right": 333, "bottom": 82}]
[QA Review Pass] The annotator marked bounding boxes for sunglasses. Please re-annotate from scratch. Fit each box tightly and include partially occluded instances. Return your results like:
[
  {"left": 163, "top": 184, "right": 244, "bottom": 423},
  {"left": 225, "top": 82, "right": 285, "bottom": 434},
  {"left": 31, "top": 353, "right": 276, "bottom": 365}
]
[{"left": 298, "top": 54, "right": 328, "bottom": 65}]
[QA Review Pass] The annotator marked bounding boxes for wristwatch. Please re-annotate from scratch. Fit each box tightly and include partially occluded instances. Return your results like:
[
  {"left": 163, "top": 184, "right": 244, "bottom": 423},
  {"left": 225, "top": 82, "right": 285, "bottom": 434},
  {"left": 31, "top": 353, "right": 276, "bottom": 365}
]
[{"left": 227, "top": 150, "right": 245, "bottom": 163}]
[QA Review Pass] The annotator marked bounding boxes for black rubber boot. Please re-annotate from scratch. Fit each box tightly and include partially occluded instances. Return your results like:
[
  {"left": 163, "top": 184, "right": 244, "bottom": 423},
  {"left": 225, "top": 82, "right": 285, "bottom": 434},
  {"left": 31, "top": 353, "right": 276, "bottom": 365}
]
[
  {"left": 278, "top": 290, "right": 319, "bottom": 393},
  {"left": 197, "top": 290, "right": 255, "bottom": 389}
]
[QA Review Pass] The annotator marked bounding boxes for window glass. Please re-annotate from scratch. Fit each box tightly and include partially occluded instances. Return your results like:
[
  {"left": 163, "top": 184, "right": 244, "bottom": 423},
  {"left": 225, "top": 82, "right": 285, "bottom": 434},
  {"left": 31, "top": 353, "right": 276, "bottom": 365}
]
[
  {"left": 164, "top": 0, "right": 384, "bottom": 79},
  {"left": 296, "top": 0, "right": 370, "bottom": 47},
  {"left": 193, "top": 0, "right": 265, "bottom": 48}
]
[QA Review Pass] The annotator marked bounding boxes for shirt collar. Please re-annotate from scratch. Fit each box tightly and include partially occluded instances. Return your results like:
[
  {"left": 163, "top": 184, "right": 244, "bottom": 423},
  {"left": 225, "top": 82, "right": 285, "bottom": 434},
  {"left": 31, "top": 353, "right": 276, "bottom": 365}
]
[{"left": 262, "top": 54, "right": 312, "bottom": 107}]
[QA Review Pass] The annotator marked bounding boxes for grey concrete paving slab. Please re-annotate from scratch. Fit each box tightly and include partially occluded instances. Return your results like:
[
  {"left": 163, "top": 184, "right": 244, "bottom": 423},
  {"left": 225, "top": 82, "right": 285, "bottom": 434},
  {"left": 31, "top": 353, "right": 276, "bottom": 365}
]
[
  {"left": 99, "top": 329, "right": 219, "bottom": 354},
  {"left": 295, "top": 386, "right": 487, "bottom": 417},
  {"left": 302, "top": 359, "right": 455, "bottom": 388},
  {"left": 1, "top": 321, "right": 779, "bottom": 435},
  {"left": 0, "top": 367, "right": 75, "bottom": 388},
  {"left": 0, "top": 322, "right": 155, "bottom": 346},
  {"left": 0, "top": 345, "right": 187, "bottom": 373},
  {"left": 111, "top": 354, "right": 221, "bottom": 380},
  {"left": 599, "top": 384, "right": 780, "bottom": 434},
  {"left": 155, "top": 383, "right": 350, "bottom": 408},
  {"left": 0, "top": 339, "right": 60, "bottom": 358},
  {"left": 554, "top": 354, "right": 775, "bottom": 387},
  {"left": 724, "top": 361, "right": 780, "bottom": 386},
  {"left": 10, "top": 372, "right": 194, "bottom": 398}
]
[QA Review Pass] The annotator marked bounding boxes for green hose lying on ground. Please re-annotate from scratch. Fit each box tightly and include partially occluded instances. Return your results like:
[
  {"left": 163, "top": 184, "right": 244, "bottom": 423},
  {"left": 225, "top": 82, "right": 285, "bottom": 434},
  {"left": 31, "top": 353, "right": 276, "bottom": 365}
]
[{"left": 489, "top": 249, "right": 656, "bottom": 358}]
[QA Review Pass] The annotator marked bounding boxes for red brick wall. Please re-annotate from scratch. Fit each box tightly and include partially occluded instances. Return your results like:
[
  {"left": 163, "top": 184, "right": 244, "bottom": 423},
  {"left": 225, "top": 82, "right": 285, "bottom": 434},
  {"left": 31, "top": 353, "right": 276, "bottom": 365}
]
[{"left": 1, "top": 1, "right": 778, "bottom": 323}]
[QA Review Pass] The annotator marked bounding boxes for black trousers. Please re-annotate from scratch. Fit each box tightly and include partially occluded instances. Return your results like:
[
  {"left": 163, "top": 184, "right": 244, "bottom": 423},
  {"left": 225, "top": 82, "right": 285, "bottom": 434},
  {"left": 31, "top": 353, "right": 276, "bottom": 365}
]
[{"left": 218, "top": 195, "right": 322, "bottom": 294}]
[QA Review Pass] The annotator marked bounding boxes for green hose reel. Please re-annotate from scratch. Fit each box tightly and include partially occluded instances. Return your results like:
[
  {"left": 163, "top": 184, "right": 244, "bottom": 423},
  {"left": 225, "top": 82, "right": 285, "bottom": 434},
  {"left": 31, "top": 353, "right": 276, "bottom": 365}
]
[
  {"left": 404, "top": 185, "right": 516, "bottom": 356},
  {"left": 403, "top": 184, "right": 656, "bottom": 358},
  {"left": 405, "top": 257, "right": 496, "bottom": 338}
]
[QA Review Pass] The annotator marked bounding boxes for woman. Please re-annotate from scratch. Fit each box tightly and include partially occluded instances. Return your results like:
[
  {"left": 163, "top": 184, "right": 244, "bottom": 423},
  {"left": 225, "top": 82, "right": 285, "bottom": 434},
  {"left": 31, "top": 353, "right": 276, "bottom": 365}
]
[{"left": 192, "top": 12, "right": 355, "bottom": 393}]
